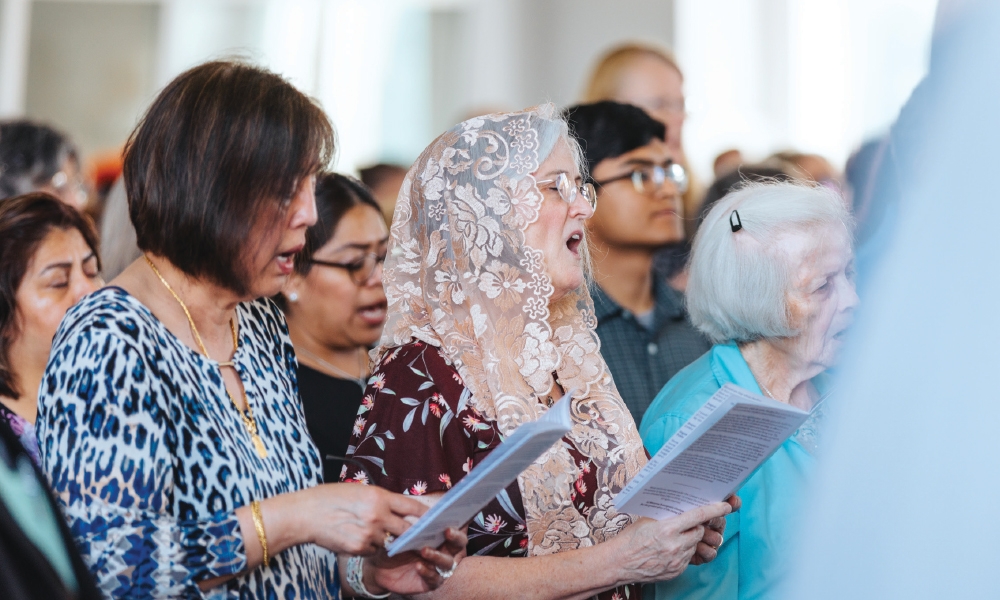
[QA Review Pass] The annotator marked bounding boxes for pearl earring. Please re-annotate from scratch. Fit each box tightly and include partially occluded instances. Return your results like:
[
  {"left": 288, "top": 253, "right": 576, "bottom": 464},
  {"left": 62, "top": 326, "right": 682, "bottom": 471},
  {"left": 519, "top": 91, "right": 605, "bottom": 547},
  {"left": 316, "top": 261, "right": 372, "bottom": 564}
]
[{"left": 288, "top": 292, "right": 299, "bottom": 302}]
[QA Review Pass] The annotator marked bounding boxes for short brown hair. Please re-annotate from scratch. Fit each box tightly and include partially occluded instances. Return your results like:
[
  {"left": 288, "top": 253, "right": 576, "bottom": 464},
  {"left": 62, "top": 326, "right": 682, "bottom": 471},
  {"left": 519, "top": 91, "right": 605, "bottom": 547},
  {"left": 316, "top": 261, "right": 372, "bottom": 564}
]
[
  {"left": 0, "top": 193, "right": 100, "bottom": 398},
  {"left": 123, "top": 60, "right": 335, "bottom": 295}
]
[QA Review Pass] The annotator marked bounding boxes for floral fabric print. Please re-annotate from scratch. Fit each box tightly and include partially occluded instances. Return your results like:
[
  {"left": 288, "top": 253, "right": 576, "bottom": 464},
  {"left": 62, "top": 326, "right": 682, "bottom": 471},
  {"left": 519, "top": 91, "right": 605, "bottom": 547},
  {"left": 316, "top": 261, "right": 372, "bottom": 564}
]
[{"left": 345, "top": 341, "right": 638, "bottom": 600}]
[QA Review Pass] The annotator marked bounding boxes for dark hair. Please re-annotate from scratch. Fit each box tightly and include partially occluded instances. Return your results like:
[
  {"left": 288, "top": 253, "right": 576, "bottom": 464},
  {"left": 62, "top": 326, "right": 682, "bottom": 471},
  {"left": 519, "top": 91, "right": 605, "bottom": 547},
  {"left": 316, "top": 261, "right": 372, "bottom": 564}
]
[
  {"left": 123, "top": 60, "right": 335, "bottom": 295},
  {"left": 358, "top": 163, "right": 408, "bottom": 191},
  {"left": 0, "top": 193, "right": 100, "bottom": 398},
  {"left": 0, "top": 120, "right": 78, "bottom": 200},
  {"left": 654, "top": 166, "right": 793, "bottom": 281},
  {"left": 563, "top": 101, "right": 666, "bottom": 178},
  {"left": 699, "top": 166, "right": 794, "bottom": 225},
  {"left": 272, "top": 173, "right": 381, "bottom": 311}
]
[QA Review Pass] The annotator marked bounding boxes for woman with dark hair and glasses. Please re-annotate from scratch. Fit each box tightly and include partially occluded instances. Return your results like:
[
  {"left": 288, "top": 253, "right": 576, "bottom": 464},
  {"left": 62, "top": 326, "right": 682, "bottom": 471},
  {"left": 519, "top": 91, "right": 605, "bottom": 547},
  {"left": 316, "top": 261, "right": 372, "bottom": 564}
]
[
  {"left": 275, "top": 173, "right": 389, "bottom": 482},
  {"left": 0, "top": 193, "right": 101, "bottom": 465},
  {"left": 35, "top": 60, "right": 464, "bottom": 599}
]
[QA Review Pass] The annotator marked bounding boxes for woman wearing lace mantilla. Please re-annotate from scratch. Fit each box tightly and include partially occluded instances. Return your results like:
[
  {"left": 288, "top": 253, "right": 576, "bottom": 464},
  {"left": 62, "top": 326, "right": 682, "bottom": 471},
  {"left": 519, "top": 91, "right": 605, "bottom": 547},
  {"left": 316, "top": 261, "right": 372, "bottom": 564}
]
[{"left": 343, "top": 105, "right": 737, "bottom": 600}]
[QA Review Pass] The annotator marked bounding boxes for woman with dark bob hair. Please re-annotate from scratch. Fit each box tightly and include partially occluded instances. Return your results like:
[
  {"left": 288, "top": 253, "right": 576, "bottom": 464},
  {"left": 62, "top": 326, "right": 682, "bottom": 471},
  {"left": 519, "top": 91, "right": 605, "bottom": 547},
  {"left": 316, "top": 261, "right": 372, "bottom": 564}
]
[
  {"left": 0, "top": 193, "right": 101, "bottom": 465},
  {"left": 36, "top": 60, "right": 465, "bottom": 599}
]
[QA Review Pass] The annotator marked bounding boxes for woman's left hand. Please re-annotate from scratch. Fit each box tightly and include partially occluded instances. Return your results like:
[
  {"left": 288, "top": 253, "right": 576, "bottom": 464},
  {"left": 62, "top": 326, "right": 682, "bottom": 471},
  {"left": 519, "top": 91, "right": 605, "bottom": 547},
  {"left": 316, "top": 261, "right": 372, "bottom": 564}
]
[{"left": 363, "top": 526, "right": 468, "bottom": 595}]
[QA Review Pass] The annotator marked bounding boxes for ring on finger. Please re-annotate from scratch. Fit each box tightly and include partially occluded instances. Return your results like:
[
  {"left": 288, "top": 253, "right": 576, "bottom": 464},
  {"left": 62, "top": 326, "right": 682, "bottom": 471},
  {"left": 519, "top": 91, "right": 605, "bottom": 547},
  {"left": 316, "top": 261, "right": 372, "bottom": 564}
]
[
  {"left": 435, "top": 559, "right": 457, "bottom": 579},
  {"left": 714, "top": 535, "right": 724, "bottom": 549},
  {"left": 383, "top": 532, "right": 396, "bottom": 549}
]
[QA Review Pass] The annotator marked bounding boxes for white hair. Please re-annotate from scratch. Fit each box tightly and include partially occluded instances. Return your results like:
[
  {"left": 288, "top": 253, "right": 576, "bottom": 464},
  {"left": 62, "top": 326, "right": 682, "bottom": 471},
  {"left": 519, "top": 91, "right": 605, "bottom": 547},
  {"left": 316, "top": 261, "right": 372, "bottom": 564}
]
[{"left": 686, "top": 180, "right": 853, "bottom": 344}]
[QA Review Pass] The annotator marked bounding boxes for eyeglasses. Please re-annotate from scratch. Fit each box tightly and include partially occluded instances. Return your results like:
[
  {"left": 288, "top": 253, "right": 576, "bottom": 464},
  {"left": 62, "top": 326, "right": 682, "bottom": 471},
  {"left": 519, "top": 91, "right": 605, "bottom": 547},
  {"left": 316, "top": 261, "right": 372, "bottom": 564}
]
[
  {"left": 536, "top": 172, "right": 598, "bottom": 211},
  {"left": 594, "top": 162, "right": 689, "bottom": 195},
  {"left": 309, "top": 252, "right": 386, "bottom": 285},
  {"left": 650, "top": 98, "right": 687, "bottom": 116},
  {"left": 50, "top": 170, "right": 88, "bottom": 201}
]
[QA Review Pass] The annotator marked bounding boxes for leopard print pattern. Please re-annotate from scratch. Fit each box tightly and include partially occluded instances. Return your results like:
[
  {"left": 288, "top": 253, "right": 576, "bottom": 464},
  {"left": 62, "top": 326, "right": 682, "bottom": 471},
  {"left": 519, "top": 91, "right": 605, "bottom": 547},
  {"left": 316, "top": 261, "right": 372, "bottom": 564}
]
[{"left": 37, "top": 287, "right": 340, "bottom": 599}]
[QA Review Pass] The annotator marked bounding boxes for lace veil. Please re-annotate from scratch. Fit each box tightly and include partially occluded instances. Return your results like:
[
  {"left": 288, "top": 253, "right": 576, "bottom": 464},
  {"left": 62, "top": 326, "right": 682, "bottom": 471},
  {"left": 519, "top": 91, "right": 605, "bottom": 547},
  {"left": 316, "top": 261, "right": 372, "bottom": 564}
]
[{"left": 375, "top": 104, "right": 647, "bottom": 555}]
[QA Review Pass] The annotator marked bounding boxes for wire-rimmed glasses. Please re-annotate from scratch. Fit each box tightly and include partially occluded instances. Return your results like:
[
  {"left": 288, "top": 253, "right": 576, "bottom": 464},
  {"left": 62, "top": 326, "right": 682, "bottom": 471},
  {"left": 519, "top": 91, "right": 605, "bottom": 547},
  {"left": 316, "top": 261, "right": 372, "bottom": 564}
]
[
  {"left": 536, "top": 172, "right": 598, "bottom": 210},
  {"left": 595, "top": 162, "right": 689, "bottom": 195}
]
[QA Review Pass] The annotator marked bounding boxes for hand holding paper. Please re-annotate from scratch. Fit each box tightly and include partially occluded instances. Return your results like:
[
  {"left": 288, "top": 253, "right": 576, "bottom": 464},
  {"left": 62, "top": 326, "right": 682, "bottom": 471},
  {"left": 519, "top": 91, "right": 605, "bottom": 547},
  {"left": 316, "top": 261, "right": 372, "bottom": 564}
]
[
  {"left": 615, "top": 384, "right": 809, "bottom": 519},
  {"left": 386, "top": 391, "right": 576, "bottom": 556}
]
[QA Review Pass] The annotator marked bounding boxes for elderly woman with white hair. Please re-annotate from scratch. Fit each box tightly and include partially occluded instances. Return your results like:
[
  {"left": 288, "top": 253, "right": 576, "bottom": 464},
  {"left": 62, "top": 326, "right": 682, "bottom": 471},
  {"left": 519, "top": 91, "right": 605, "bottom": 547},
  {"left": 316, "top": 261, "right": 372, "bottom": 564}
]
[{"left": 639, "top": 181, "right": 858, "bottom": 600}]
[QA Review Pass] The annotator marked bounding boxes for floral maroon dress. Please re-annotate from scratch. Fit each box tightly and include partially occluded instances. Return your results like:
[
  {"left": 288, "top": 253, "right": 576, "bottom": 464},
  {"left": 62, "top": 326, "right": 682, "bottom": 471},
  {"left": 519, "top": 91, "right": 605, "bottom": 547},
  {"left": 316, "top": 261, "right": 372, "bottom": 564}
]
[{"left": 343, "top": 341, "right": 639, "bottom": 600}]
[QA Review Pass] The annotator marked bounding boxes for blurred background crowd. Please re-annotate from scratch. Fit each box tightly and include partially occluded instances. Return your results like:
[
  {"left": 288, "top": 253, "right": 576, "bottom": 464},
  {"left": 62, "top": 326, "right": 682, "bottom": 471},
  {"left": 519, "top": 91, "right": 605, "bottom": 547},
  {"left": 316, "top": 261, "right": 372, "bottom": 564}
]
[{"left": 1, "top": 0, "right": 935, "bottom": 208}]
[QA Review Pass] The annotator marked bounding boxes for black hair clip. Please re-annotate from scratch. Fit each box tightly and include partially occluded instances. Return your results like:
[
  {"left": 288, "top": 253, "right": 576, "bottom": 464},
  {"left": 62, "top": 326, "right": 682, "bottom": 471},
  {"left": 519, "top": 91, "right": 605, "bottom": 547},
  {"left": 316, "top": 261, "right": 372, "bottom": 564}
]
[{"left": 730, "top": 210, "right": 743, "bottom": 232}]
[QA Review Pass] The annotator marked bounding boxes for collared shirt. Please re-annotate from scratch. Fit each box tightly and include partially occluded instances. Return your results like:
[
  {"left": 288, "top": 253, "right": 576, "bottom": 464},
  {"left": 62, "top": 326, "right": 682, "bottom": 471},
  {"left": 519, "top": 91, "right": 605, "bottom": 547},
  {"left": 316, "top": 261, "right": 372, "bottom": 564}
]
[
  {"left": 639, "top": 342, "right": 828, "bottom": 600},
  {"left": 591, "top": 276, "right": 711, "bottom": 426}
]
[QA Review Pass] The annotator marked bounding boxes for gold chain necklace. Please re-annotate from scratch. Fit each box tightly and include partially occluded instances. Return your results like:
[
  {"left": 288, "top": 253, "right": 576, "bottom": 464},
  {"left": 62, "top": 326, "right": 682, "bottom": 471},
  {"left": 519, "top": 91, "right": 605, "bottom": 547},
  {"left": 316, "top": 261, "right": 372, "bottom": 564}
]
[{"left": 144, "top": 255, "right": 268, "bottom": 459}]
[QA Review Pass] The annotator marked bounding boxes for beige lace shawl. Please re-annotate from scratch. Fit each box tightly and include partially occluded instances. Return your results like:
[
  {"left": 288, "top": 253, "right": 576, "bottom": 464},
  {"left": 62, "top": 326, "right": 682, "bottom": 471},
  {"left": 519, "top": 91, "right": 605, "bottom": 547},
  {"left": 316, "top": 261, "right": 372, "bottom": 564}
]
[{"left": 374, "top": 104, "right": 647, "bottom": 556}]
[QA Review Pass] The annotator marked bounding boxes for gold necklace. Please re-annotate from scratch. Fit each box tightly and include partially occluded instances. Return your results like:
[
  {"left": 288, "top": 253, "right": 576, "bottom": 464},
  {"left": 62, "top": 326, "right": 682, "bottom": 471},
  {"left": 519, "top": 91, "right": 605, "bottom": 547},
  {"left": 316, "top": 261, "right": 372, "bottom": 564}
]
[{"left": 144, "top": 255, "right": 268, "bottom": 459}]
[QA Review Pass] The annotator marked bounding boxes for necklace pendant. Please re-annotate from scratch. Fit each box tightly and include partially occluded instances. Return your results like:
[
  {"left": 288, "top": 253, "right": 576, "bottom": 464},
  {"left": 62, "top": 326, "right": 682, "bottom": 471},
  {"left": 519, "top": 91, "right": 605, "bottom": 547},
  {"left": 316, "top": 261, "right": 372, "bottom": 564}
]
[{"left": 252, "top": 433, "right": 268, "bottom": 458}]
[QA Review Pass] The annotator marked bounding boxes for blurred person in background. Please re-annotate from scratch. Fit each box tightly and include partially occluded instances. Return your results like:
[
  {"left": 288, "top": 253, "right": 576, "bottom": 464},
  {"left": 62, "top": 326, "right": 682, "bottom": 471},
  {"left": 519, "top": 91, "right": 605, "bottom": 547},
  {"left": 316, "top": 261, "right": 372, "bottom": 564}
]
[
  {"left": 766, "top": 151, "right": 843, "bottom": 193},
  {"left": 345, "top": 105, "right": 735, "bottom": 600},
  {"left": 657, "top": 164, "right": 794, "bottom": 291},
  {"left": 83, "top": 149, "right": 124, "bottom": 224},
  {"left": 0, "top": 121, "right": 88, "bottom": 212},
  {"left": 641, "top": 181, "right": 857, "bottom": 600},
  {"left": 712, "top": 149, "right": 744, "bottom": 179},
  {"left": 583, "top": 43, "right": 703, "bottom": 242},
  {"left": 276, "top": 173, "right": 388, "bottom": 482},
  {"left": 697, "top": 166, "right": 794, "bottom": 229},
  {"left": 843, "top": 136, "right": 890, "bottom": 249},
  {"left": 36, "top": 60, "right": 465, "bottom": 599},
  {"left": 564, "top": 101, "right": 709, "bottom": 427},
  {"left": 98, "top": 178, "right": 141, "bottom": 280},
  {"left": 359, "top": 162, "right": 409, "bottom": 226},
  {"left": 0, "top": 193, "right": 101, "bottom": 466}
]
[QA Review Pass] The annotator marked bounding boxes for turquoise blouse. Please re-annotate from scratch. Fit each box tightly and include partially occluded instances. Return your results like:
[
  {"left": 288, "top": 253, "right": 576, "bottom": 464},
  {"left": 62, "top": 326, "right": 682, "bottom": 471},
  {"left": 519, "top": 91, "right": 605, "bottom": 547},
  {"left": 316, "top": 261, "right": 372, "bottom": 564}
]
[{"left": 639, "top": 342, "right": 826, "bottom": 600}]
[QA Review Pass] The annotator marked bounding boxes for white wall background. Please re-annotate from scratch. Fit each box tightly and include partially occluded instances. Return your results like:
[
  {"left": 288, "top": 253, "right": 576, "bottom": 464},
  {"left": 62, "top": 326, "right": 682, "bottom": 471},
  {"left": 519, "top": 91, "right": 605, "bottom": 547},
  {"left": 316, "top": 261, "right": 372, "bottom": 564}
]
[
  {"left": 0, "top": 0, "right": 936, "bottom": 179},
  {"left": 675, "top": 0, "right": 937, "bottom": 177}
]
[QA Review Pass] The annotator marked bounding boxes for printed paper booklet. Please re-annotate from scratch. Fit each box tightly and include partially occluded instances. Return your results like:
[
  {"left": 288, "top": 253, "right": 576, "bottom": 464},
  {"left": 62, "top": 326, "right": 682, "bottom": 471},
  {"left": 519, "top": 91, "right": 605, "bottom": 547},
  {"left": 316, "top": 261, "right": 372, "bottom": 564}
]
[
  {"left": 387, "top": 391, "right": 575, "bottom": 556},
  {"left": 614, "top": 383, "right": 810, "bottom": 519}
]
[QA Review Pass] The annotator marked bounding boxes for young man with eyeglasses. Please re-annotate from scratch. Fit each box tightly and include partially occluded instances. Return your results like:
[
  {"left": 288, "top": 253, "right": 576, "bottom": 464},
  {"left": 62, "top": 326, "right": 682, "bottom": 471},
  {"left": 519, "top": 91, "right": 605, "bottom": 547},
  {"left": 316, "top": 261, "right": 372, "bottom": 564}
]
[{"left": 565, "top": 101, "right": 710, "bottom": 426}]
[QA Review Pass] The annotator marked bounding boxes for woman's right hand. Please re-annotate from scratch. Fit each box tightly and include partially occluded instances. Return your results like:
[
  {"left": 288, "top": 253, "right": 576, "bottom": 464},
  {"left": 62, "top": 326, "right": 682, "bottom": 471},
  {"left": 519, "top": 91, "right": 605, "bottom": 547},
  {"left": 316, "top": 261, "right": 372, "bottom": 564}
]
[
  {"left": 608, "top": 501, "right": 734, "bottom": 585},
  {"left": 293, "top": 483, "right": 430, "bottom": 556}
]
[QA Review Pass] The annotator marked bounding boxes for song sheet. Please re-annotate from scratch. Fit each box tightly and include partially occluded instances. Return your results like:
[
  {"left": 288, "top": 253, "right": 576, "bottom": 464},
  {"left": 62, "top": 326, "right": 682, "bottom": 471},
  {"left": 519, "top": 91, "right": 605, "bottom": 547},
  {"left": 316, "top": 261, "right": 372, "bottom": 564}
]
[
  {"left": 614, "top": 384, "right": 809, "bottom": 519},
  {"left": 387, "top": 391, "right": 575, "bottom": 556}
]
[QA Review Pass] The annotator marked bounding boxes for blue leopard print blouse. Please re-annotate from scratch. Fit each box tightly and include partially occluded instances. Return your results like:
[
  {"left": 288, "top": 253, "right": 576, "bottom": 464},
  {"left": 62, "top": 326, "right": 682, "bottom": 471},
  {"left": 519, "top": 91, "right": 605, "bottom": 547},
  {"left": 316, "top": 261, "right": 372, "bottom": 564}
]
[{"left": 36, "top": 287, "right": 340, "bottom": 599}]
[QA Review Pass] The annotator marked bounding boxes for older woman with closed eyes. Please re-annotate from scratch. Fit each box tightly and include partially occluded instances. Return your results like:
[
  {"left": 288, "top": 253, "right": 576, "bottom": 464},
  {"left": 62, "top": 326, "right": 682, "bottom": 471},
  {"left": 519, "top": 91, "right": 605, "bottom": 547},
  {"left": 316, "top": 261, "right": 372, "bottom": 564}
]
[
  {"left": 344, "top": 105, "right": 737, "bottom": 600},
  {"left": 640, "top": 181, "right": 859, "bottom": 600},
  {"left": 0, "top": 193, "right": 101, "bottom": 465}
]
